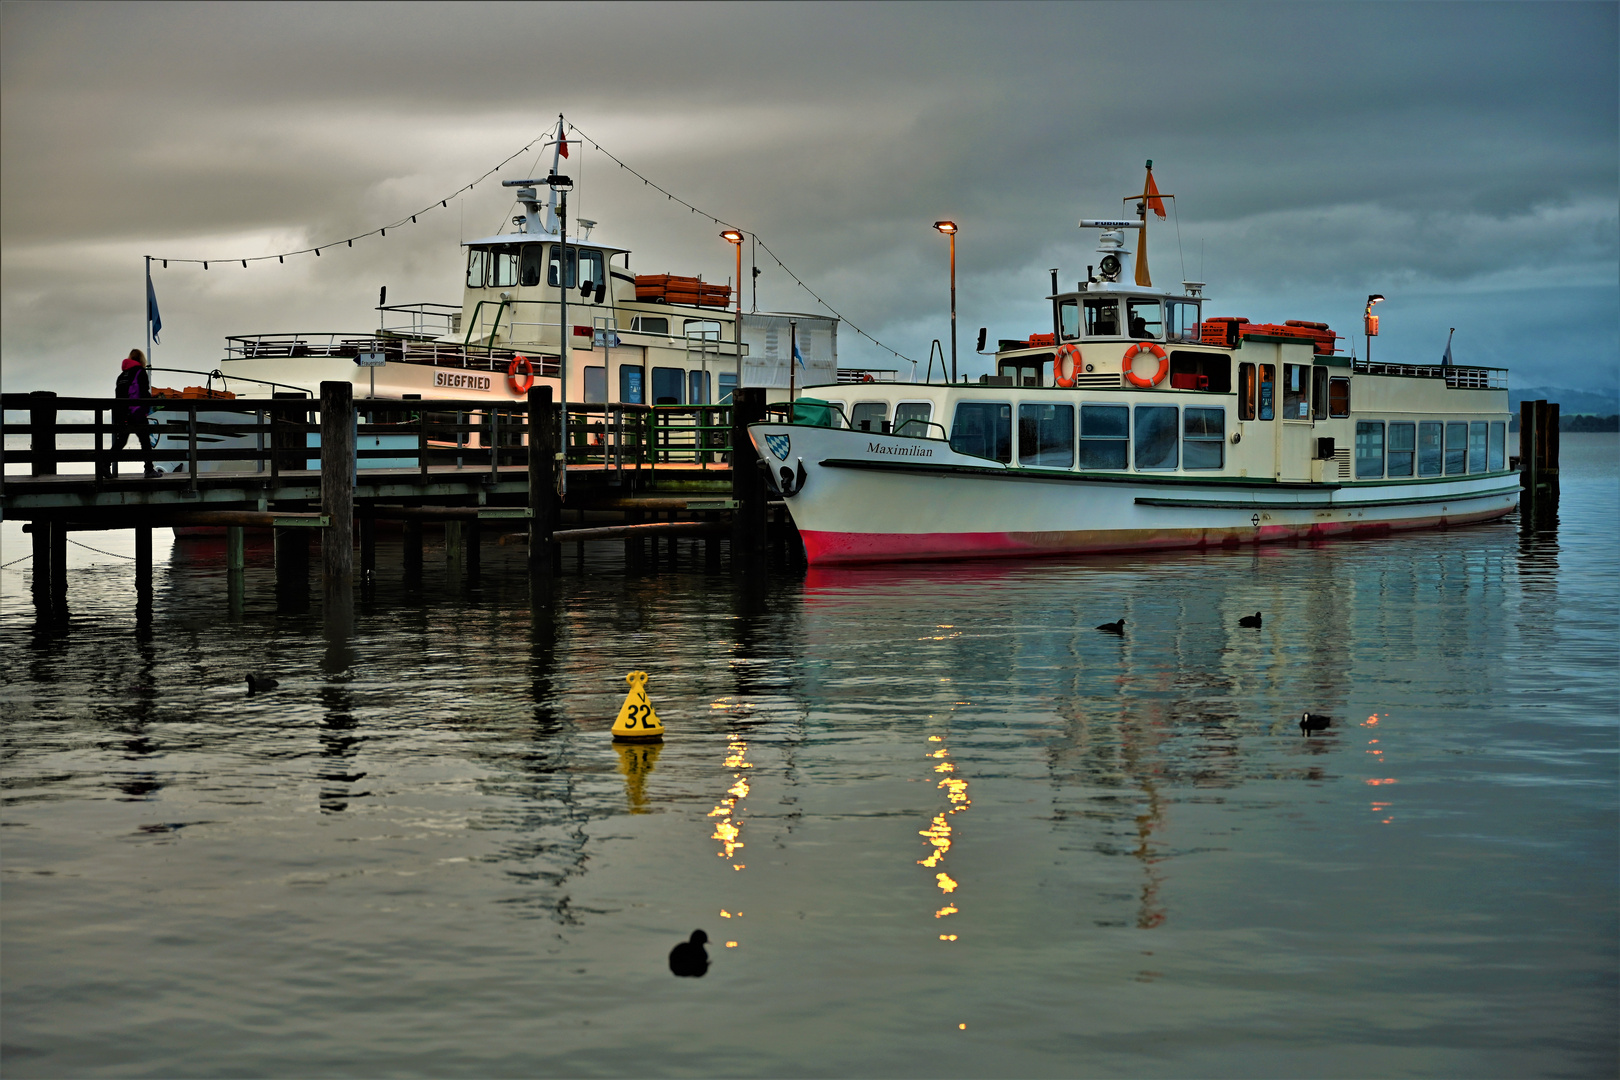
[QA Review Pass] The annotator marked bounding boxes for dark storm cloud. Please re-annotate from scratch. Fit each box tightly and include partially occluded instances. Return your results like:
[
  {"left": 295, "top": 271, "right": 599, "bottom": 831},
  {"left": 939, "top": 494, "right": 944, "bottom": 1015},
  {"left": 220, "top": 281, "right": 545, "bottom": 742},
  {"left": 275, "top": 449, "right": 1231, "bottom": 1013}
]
[{"left": 2, "top": 1, "right": 1615, "bottom": 394}]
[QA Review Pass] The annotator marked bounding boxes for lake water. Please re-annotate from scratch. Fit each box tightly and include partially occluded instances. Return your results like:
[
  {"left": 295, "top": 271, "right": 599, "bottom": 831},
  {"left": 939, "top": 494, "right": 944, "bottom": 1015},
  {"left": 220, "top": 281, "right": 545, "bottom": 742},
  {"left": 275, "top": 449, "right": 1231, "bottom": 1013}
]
[{"left": 3, "top": 434, "right": 1615, "bottom": 1078}]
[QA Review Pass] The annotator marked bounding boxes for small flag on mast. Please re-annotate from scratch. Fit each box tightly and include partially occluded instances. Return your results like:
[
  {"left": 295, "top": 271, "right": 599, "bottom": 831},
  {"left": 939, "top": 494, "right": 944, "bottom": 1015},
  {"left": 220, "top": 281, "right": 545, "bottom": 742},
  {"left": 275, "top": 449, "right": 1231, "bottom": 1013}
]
[
  {"left": 556, "top": 116, "right": 569, "bottom": 159},
  {"left": 146, "top": 267, "right": 163, "bottom": 344},
  {"left": 1143, "top": 161, "right": 1166, "bottom": 219},
  {"left": 793, "top": 338, "right": 807, "bottom": 369}
]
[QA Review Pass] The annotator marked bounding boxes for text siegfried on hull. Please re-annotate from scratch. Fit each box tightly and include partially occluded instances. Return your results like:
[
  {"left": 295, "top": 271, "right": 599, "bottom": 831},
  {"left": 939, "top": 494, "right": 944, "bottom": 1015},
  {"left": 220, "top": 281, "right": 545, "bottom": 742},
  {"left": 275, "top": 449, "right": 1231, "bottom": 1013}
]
[
  {"left": 434, "top": 372, "right": 492, "bottom": 391},
  {"left": 868, "top": 442, "right": 933, "bottom": 458}
]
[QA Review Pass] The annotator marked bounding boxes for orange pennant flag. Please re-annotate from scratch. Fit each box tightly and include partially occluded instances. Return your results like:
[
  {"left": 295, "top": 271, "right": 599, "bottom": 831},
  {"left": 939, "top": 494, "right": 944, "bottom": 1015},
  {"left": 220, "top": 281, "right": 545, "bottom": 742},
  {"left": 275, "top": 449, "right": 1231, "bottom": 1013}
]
[{"left": 1143, "top": 162, "right": 1166, "bottom": 218}]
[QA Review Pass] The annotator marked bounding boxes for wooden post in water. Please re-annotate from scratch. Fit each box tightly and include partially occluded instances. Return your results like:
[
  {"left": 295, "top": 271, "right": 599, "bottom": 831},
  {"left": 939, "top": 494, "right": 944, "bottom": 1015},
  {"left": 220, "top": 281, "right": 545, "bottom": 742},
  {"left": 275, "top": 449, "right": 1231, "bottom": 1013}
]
[
  {"left": 275, "top": 528, "right": 308, "bottom": 596},
  {"left": 730, "top": 387, "right": 768, "bottom": 571},
  {"left": 226, "top": 525, "right": 245, "bottom": 613},
  {"left": 359, "top": 508, "right": 375, "bottom": 582},
  {"left": 527, "top": 385, "right": 558, "bottom": 578},
  {"left": 466, "top": 518, "right": 482, "bottom": 583},
  {"left": 49, "top": 518, "right": 67, "bottom": 614},
  {"left": 319, "top": 381, "right": 355, "bottom": 597},
  {"left": 445, "top": 521, "right": 463, "bottom": 567},
  {"left": 1520, "top": 399, "right": 1560, "bottom": 520},
  {"left": 134, "top": 525, "right": 153, "bottom": 599},
  {"left": 403, "top": 521, "right": 423, "bottom": 582}
]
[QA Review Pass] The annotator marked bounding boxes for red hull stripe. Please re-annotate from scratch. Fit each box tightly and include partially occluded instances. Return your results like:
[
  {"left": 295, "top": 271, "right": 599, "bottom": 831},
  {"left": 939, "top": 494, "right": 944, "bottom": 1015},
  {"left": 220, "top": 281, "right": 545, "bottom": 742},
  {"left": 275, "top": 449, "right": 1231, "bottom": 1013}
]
[{"left": 798, "top": 505, "right": 1513, "bottom": 565}]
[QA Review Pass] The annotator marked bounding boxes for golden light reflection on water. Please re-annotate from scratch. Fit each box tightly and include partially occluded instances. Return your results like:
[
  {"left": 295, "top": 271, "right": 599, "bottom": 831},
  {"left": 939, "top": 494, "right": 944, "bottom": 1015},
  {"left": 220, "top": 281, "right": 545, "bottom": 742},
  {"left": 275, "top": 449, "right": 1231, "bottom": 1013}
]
[
  {"left": 1362, "top": 713, "right": 1395, "bottom": 822},
  {"left": 919, "top": 730, "right": 970, "bottom": 941},
  {"left": 707, "top": 731, "right": 752, "bottom": 947}
]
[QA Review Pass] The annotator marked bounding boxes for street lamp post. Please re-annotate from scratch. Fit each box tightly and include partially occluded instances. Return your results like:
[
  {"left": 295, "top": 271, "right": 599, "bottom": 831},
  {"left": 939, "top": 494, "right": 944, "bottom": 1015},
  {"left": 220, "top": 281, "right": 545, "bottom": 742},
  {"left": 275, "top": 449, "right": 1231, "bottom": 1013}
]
[
  {"left": 548, "top": 172, "right": 573, "bottom": 492},
  {"left": 721, "top": 230, "right": 744, "bottom": 404},
  {"left": 934, "top": 221, "right": 958, "bottom": 382},
  {"left": 1364, "top": 294, "right": 1384, "bottom": 366}
]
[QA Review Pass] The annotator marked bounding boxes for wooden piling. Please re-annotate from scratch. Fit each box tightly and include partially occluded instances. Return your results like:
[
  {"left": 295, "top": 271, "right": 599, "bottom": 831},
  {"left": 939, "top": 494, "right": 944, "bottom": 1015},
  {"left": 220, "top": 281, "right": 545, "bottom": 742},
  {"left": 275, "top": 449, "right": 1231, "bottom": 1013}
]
[
  {"left": 275, "top": 527, "right": 308, "bottom": 595},
  {"left": 445, "top": 520, "right": 463, "bottom": 566},
  {"left": 1520, "top": 399, "right": 1560, "bottom": 518},
  {"left": 359, "top": 508, "right": 375, "bottom": 581},
  {"left": 49, "top": 518, "right": 67, "bottom": 611},
  {"left": 466, "top": 519, "right": 482, "bottom": 582},
  {"left": 730, "top": 387, "right": 768, "bottom": 570},
  {"left": 319, "top": 381, "right": 354, "bottom": 597},
  {"left": 528, "top": 386, "right": 558, "bottom": 578},
  {"left": 29, "top": 391, "right": 57, "bottom": 476},
  {"left": 403, "top": 521, "right": 424, "bottom": 581},
  {"left": 134, "top": 526, "right": 153, "bottom": 598}
]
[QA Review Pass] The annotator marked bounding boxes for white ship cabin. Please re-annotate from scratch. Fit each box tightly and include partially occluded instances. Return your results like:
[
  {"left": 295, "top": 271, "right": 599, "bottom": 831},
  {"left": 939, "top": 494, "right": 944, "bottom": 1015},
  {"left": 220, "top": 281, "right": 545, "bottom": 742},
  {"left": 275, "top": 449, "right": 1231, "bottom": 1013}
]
[
  {"left": 218, "top": 179, "right": 837, "bottom": 408},
  {"left": 810, "top": 225, "right": 1509, "bottom": 486}
]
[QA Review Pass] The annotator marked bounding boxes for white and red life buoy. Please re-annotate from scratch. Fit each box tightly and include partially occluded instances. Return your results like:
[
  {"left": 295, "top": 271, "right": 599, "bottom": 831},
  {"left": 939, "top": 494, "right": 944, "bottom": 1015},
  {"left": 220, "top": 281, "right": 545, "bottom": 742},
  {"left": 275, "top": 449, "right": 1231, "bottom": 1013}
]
[
  {"left": 1122, "top": 342, "right": 1169, "bottom": 388},
  {"left": 1052, "top": 343, "right": 1083, "bottom": 387},
  {"left": 507, "top": 354, "right": 535, "bottom": 395}
]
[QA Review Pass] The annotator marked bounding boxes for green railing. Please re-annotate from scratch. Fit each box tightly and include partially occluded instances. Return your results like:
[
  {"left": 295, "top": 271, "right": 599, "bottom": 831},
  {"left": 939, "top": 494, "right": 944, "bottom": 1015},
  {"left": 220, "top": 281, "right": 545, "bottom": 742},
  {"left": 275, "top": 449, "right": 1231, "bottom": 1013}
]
[{"left": 564, "top": 403, "right": 732, "bottom": 472}]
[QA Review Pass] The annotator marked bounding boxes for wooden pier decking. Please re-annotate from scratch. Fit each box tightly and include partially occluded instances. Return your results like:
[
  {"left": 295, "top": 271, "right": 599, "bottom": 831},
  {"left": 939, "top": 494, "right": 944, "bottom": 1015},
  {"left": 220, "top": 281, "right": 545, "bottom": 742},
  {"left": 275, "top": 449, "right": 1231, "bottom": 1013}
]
[{"left": 3, "top": 385, "right": 785, "bottom": 619}]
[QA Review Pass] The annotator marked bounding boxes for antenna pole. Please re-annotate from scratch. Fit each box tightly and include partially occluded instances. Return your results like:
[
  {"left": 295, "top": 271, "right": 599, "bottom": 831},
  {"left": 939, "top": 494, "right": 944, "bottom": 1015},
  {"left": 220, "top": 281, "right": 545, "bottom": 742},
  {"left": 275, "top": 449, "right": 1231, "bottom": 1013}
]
[{"left": 144, "top": 256, "right": 152, "bottom": 364}]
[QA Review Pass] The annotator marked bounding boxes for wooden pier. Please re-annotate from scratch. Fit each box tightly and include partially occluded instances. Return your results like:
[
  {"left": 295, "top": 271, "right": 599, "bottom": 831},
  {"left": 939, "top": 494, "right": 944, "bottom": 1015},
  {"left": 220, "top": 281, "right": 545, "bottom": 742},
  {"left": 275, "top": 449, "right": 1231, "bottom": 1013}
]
[{"left": 3, "top": 384, "right": 797, "bottom": 619}]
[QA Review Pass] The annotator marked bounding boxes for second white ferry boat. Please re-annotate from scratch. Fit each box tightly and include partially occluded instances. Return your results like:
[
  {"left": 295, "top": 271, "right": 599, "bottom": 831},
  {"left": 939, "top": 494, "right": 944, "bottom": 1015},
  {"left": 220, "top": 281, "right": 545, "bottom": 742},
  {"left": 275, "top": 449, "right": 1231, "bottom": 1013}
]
[{"left": 746, "top": 166, "right": 1518, "bottom": 565}]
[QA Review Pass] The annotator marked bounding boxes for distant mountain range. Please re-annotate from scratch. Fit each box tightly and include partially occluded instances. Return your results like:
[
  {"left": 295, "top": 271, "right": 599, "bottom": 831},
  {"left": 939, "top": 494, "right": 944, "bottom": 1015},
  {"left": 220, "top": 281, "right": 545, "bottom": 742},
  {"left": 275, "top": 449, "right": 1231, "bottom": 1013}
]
[{"left": 1508, "top": 386, "right": 1619, "bottom": 416}]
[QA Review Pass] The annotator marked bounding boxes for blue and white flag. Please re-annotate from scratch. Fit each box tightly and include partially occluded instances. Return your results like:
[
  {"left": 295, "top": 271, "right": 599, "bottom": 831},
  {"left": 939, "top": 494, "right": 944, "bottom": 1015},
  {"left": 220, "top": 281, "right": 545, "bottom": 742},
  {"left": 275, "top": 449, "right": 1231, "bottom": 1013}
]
[
  {"left": 146, "top": 269, "right": 163, "bottom": 344},
  {"left": 792, "top": 338, "right": 807, "bottom": 369}
]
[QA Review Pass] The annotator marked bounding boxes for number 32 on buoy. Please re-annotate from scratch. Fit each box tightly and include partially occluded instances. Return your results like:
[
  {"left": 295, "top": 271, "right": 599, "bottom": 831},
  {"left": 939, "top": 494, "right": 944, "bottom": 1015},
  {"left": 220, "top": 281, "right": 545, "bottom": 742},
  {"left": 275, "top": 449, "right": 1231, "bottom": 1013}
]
[
  {"left": 612, "top": 670, "right": 665, "bottom": 743},
  {"left": 1122, "top": 342, "right": 1169, "bottom": 388}
]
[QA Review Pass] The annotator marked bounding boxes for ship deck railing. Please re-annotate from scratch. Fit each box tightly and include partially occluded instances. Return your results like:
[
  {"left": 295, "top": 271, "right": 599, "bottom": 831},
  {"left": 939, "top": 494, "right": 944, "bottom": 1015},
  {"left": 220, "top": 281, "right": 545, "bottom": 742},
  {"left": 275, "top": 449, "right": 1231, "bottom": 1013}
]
[
  {"left": 1352, "top": 359, "right": 1507, "bottom": 389},
  {"left": 223, "top": 333, "right": 562, "bottom": 376}
]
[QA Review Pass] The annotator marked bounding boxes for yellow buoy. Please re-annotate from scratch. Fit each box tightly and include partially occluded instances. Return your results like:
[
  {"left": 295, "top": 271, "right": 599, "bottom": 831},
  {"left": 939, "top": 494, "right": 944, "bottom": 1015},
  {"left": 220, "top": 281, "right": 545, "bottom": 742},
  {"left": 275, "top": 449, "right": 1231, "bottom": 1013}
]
[{"left": 611, "top": 670, "right": 665, "bottom": 743}]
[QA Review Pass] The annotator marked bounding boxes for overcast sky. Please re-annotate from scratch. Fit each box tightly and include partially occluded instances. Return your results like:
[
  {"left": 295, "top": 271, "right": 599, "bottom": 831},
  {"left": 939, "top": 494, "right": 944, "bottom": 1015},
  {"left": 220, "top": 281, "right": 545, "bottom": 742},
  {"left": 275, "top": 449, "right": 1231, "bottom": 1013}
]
[{"left": 3, "top": 1, "right": 1615, "bottom": 397}]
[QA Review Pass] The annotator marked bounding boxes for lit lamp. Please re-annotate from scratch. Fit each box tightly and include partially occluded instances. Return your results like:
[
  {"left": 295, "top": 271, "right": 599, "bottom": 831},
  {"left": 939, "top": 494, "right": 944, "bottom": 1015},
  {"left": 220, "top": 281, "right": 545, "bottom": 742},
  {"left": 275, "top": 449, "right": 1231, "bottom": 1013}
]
[
  {"left": 933, "top": 221, "right": 958, "bottom": 382},
  {"left": 720, "top": 229, "right": 744, "bottom": 403},
  {"left": 1364, "top": 294, "right": 1384, "bottom": 365}
]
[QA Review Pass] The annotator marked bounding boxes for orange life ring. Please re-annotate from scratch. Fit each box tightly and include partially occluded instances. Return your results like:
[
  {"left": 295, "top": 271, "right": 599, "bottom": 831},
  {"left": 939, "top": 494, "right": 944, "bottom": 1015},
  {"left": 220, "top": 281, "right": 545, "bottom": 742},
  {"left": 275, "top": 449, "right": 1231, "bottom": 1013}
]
[
  {"left": 1122, "top": 342, "right": 1169, "bottom": 388},
  {"left": 1052, "top": 343, "right": 1083, "bottom": 388},
  {"left": 507, "top": 354, "right": 535, "bottom": 395}
]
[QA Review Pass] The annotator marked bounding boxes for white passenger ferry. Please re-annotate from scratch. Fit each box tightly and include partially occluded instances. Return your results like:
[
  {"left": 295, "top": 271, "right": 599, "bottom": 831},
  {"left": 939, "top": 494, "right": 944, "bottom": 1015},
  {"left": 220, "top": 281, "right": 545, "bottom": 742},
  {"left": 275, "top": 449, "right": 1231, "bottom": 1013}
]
[
  {"left": 747, "top": 170, "right": 1517, "bottom": 565},
  {"left": 153, "top": 116, "right": 843, "bottom": 469}
]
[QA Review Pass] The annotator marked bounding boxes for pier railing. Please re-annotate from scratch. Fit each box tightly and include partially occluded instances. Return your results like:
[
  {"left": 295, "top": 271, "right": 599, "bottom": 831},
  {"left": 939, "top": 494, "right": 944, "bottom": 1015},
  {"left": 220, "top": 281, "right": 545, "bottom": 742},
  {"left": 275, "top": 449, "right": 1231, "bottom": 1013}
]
[{"left": 3, "top": 394, "right": 734, "bottom": 485}]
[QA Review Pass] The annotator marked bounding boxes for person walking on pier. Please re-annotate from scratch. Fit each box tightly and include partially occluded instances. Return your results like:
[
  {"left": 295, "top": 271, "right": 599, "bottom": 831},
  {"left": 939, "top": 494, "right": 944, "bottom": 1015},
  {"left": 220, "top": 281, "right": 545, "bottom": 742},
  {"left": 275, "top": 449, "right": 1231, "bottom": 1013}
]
[{"left": 103, "top": 349, "right": 160, "bottom": 478}]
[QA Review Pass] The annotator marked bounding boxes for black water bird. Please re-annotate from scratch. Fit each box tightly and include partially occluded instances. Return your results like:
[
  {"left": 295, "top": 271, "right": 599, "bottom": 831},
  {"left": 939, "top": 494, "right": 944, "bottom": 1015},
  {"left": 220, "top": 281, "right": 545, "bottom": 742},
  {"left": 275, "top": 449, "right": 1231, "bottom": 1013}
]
[
  {"left": 245, "top": 673, "right": 280, "bottom": 694},
  {"left": 1299, "top": 712, "right": 1332, "bottom": 736},
  {"left": 669, "top": 929, "right": 709, "bottom": 977},
  {"left": 1096, "top": 619, "right": 1125, "bottom": 635},
  {"left": 1239, "top": 612, "right": 1263, "bottom": 628}
]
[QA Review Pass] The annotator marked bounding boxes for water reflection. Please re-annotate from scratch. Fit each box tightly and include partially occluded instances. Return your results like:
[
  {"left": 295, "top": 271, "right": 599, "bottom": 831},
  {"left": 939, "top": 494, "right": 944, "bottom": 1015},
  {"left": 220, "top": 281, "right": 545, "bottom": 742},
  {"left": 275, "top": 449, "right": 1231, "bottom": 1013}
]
[
  {"left": 613, "top": 742, "right": 661, "bottom": 813},
  {"left": 920, "top": 733, "right": 970, "bottom": 940}
]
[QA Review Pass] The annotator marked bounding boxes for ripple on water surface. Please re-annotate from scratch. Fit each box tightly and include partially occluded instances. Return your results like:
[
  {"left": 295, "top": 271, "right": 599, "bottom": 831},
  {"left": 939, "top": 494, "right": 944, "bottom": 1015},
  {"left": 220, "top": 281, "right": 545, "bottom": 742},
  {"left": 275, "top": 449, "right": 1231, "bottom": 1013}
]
[{"left": 1, "top": 435, "right": 1615, "bottom": 1077}]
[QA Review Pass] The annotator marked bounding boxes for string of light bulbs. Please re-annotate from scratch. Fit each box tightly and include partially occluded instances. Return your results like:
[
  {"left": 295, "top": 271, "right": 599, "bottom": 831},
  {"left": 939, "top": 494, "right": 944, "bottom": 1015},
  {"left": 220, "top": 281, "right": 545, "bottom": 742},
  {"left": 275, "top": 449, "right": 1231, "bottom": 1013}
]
[
  {"left": 144, "top": 131, "right": 560, "bottom": 268},
  {"left": 566, "top": 122, "right": 917, "bottom": 366}
]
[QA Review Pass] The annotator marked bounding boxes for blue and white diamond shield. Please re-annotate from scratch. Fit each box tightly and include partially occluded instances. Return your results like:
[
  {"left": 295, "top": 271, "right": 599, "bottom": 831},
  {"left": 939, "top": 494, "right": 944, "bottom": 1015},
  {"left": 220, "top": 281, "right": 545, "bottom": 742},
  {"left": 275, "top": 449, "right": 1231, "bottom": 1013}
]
[{"left": 765, "top": 434, "right": 791, "bottom": 461}]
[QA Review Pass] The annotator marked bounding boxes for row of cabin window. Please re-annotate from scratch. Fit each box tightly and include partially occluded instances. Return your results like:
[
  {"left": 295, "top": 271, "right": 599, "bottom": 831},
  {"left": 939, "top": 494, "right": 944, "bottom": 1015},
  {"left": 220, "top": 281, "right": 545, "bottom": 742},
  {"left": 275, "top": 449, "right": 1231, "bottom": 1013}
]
[
  {"left": 903, "top": 401, "right": 1230, "bottom": 471},
  {"left": 1354, "top": 421, "right": 1506, "bottom": 479},
  {"left": 1056, "top": 297, "right": 1204, "bottom": 343},
  {"left": 579, "top": 364, "right": 737, "bottom": 406},
  {"left": 466, "top": 245, "right": 608, "bottom": 291},
  {"left": 1238, "top": 362, "right": 1350, "bottom": 421}
]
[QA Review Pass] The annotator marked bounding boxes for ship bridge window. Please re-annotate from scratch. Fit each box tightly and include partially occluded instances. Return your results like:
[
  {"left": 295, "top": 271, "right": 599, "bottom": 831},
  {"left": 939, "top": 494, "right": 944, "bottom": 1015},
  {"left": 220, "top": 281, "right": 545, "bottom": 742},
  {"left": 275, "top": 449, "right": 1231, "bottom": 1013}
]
[
  {"left": 520, "top": 245, "right": 544, "bottom": 287},
  {"left": 1283, "top": 364, "right": 1310, "bottom": 419},
  {"left": 1019, "top": 403, "right": 1074, "bottom": 467},
  {"left": 950, "top": 401, "right": 1012, "bottom": 463},
  {"left": 652, "top": 367, "right": 684, "bottom": 405},
  {"left": 466, "top": 249, "right": 487, "bottom": 289},
  {"left": 689, "top": 370, "right": 711, "bottom": 405},
  {"left": 620, "top": 364, "right": 645, "bottom": 404},
  {"left": 548, "top": 246, "right": 604, "bottom": 290},
  {"left": 1258, "top": 364, "right": 1276, "bottom": 420},
  {"left": 1134, "top": 405, "right": 1179, "bottom": 470},
  {"left": 1329, "top": 377, "right": 1351, "bottom": 418},
  {"left": 1166, "top": 300, "right": 1202, "bottom": 343},
  {"left": 684, "top": 320, "right": 722, "bottom": 340},
  {"left": 1238, "top": 363, "right": 1256, "bottom": 421},
  {"left": 1126, "top": 299, "right": 1162, "bottom": 340},
  {"left": 851, "top": 402, "right": 888, "bottom": 432},
  {"left": 1059, "top": 299, "right": 1080, "bottom": 340},
  {"left": 1079, "top": 404, "right": 1129, "bottom": 469},
  {"left": 1084, "top": 298, "right": 1120, "bottom": 337},
  {"left": 1418, "top": 421, "right": 1442, "bottom": 476},
  {"left": 632, "top": 316, "right": 670, "bottom": 335},
  {"left": 894, "top": 401, "right": 933, "bottom": 436},
  {"left": 583, "top": 366, "right": 606, "bottom": 404}
]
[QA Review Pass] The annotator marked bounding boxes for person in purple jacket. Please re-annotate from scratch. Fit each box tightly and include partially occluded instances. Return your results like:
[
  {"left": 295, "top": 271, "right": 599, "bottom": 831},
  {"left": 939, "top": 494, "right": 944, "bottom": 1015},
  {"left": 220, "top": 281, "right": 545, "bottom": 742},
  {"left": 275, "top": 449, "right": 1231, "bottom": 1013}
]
[{"left": 102, "top": 349, "right": 160, "bottom": 478}]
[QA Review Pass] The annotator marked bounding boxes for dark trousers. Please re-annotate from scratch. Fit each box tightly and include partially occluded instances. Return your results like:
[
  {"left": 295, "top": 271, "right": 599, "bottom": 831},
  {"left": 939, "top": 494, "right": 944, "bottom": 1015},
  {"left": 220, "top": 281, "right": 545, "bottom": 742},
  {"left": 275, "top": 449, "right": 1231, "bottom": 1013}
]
[{"left": 105, "top": 415, "right": 155, "bottom": 475}]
